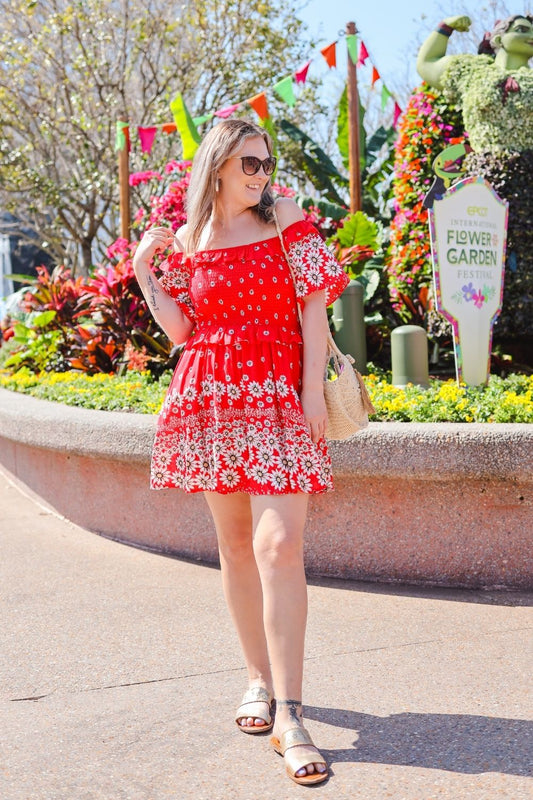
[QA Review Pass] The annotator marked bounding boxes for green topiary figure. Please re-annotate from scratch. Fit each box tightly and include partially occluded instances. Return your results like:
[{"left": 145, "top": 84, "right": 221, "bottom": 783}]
[{"left": 417, "top": 14, "right": 533, "bottom": 357}]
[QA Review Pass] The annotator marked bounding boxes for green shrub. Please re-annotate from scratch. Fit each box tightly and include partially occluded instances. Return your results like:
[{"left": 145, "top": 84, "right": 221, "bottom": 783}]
[{"left": 1, "top": 368, "right": 531, "bottom": 423}]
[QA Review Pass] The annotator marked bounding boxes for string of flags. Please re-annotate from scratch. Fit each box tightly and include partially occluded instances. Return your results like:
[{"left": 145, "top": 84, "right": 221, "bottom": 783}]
[{"left": 115, "top": 32, "right": 403, "bottom": 158}]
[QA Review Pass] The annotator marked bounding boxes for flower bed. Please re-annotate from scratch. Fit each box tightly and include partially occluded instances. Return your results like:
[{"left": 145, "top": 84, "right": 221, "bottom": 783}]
[{"left": 1, "top": 368, "right": 532, "bottom": 423}]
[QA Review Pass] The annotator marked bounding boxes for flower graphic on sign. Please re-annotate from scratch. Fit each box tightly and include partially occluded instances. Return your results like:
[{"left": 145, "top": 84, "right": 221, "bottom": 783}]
[
  {"left": 462, "top": 282, "right": 475, "bottom": 301},
  {"left": 472, "top": 289, "right": 486, "bottom": 308},
  {"left": 453, "top": 283, "right": 496, "bottom": 308}
]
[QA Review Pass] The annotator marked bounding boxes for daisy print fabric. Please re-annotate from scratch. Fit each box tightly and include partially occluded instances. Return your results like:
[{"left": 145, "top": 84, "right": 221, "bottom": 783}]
[{"left": 151, "top": 220, "right": 349, "bottom": 494}]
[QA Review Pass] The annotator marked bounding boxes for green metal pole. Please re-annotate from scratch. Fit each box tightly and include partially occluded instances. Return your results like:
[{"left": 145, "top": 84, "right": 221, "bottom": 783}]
[{"left": 331, "top": 279, "right": 367, "bottom": 373}]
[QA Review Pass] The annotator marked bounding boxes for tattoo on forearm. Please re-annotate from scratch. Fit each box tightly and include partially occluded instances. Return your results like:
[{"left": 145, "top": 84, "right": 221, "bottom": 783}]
[{"left": 146, "top": 274, "right": 160, "bottom": 312}]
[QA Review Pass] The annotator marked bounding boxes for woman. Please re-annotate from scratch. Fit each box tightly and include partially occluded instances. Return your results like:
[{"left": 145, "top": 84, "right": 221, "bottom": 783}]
[
  {"left": 416, "top": 14, "right": 533, "bottom": 346},
  {"left": 133, "top": 118, "right": 349, "bottom": 785}
]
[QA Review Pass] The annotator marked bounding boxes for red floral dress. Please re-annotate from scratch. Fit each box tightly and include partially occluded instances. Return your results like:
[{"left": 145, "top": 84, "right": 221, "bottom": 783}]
[{"left": 150, "top": 219, "right": 349, "bottom": 494}]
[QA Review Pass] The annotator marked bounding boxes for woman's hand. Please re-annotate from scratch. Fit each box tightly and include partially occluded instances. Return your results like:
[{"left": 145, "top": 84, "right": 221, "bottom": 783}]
[
  {"left": 300, "top": 386, "right": 328, "bottom": 444},
  {"left": 133, "top": 226, "right": 175, "bottom": 268},
  {"left": 132, "top": 226, "right": 193, "bottom": 345}
]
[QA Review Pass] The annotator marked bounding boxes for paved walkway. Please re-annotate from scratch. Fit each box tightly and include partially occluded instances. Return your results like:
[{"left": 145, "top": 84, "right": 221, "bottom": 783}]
[{"left": 1, "top": 471, "right": 532, "bottom": 800}]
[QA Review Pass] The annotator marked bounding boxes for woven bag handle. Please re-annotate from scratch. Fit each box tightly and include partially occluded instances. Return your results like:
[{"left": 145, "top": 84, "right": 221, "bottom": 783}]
[
  {"left": 273, "top": 204, "right": 376, "bottom": 416},
  {"left": 272, "top": 204, "right": 342, "bottom": 359},
  {"left": 272, "top": 204, "right": 303, "bottom": 328}
]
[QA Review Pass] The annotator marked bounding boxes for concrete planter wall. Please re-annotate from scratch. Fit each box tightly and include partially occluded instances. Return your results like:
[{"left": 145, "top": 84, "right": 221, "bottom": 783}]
[{"left": 1, "top": 387, "right": 531, "bottom": 590}]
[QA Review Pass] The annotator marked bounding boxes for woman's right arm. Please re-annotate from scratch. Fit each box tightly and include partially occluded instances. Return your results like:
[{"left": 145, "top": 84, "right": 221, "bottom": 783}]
[
  {"left": 133, "top": 226, "right": 194, "bottom": 345},
  {"left": 416, "top": 15, "right": 471, "bottom": 89}
]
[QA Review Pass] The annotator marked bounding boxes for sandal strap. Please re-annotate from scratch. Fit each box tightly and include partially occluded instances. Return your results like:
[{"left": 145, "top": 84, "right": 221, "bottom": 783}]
[
  {"left": 238, "top": 686, "right": 272, "bottom": 707},
  {"left": 278, "top": 727, "right": 327, "bottom": 775},
  {"left": 279, "top": 726, "right": 314, "bottom": 754},
  {"left": 235, "top": 687, "right": 272, "bottom": 724}
]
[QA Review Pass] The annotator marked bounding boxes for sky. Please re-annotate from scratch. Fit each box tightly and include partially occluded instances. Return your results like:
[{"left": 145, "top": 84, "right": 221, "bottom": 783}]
[
  {"left": 297, "top": 0, "right": 452, "bottom": 94},
  {"left": 295, "top": 0, "right": 532, "bottom": 105}
]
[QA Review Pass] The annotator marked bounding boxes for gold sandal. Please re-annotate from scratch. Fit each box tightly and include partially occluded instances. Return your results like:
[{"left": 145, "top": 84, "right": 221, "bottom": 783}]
[
  {"left": 235, "top": 687, "right": 274, "bottom": 734},
  {"left": 270, "top": 726, "right": 328, "bottom": 785}
]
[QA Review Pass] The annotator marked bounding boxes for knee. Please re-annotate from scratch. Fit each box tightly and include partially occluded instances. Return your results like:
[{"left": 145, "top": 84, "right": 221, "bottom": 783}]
[
  {"left": 254, "top": 530, "right": 304, "bottom": 572},
  {"left": 217, "top": 527, "right": 254, "bottom": 566}
]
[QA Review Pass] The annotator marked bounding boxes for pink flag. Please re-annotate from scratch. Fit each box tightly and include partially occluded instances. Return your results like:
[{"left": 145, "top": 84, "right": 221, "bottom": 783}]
[
  {"left": 357, "top": 41, "right": 369, "bottom": 66},
  {"left": 294, "top": 59, "right": 312, "bottom": 84},
  {"left": 215, "top": 104, "right": 240, "bottom": 119},
  {"left": 393, "top": 102, "right": 402, "bottom": 127},
  {"left": 138, "top": 126, "right": 158, "bottom": 154}
]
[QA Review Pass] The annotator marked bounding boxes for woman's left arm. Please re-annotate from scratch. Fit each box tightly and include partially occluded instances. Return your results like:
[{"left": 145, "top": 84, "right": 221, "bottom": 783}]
[{"left": 300, "top": 290, "right": 328, "bottom": 444}]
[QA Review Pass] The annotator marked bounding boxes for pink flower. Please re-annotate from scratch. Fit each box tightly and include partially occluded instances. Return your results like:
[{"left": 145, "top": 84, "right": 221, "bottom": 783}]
[
  {"left": 106, "top": 238, "right": 131, "bottom": 260},
  {"left": 472, "top": 290, "right": 485, "bottom": 309},
  {"left": 129, "top": 171, "right": 163, "bottom": 187}
]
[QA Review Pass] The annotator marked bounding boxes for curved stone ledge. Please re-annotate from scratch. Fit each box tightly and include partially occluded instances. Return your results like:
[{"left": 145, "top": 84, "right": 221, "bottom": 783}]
[{"left": 1, "top": 387, "right": 532, "bottom": 590}]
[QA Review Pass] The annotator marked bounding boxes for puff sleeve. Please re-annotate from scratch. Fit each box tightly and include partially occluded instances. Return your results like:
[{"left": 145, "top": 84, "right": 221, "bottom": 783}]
[
  {"left": 158, "top": 251, "right": 195, "bottom": 323},
  {"left": 282, "top": 220, "right": 350, "bottom": 306}
]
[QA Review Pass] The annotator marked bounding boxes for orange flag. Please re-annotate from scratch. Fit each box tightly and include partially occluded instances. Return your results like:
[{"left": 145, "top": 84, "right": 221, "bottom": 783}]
[
  {"left": 320, "top": 41, "right": 337, "bottom": 68},
  {"left": 162, "top": 122, "right": 177, "bottom": 134},
  {"left": 371, "top": 66, "right": 380, "bottom": 86},
  {"left": 247, "top": 92, "right": 269, "bottom": 120}
]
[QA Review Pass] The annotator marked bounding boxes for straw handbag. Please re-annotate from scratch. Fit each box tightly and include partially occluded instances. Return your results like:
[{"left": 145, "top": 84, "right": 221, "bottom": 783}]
[{"left": 273, "top": 207, "right": 375, "bottom": 440}]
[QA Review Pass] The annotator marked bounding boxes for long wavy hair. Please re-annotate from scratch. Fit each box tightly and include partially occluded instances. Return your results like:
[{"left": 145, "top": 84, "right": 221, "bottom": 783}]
[
  {"left": 184, "top": 119, "right": 276, "bottom": 255},
  {"left": 478, "top": 14, "right": 533, "bottom": 55}
]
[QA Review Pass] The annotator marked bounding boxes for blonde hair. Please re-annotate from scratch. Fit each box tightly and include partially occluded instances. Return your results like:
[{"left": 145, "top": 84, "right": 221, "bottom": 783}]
[{"left": 184, "top": 119, "right": 276, "bottom": 255}]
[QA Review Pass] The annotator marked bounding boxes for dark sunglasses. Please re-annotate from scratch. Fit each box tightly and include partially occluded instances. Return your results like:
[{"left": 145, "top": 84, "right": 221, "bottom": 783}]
[{"left": 232, "top": 155, "right": 277, "bottom": 176}]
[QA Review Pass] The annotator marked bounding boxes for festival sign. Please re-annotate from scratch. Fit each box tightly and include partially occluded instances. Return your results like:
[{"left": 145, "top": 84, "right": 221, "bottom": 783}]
[{"left": 429, "top": 176, "right": 508, "bottom": 386}]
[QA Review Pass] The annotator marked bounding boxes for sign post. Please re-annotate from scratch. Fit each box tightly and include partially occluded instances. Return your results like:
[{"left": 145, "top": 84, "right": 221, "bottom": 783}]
[{"left": 429, "top": 177, "right": 508, "bottom": 386}]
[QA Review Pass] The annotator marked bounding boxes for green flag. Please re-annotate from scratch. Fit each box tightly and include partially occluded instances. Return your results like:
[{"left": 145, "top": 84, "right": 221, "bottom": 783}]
[
  {"left": 346, "top": 34, "right": 358, "bottom": 65},
  {"left": 115, "top": 121, "right": 128, "bottom": 152},
  {"left": 273, "top": 76, "right": 296, "bottom": 107},
  {"left": 193, "top": 113, "right": 214, "bottom": 126},
  {"left": 170, "top": 93, "right": 202, "bottom": 160},
  {"left": 381, "top": 84, "right": 392, "bottom": 111}
]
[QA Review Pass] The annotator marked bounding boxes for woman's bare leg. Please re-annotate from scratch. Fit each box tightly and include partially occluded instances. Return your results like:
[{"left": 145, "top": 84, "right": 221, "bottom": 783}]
[
  {"left": 251, "top": 493, "right": 326, "bottom": 777},
  {"left": 204, "top": 491, "right": 273, "bottom": 728}
]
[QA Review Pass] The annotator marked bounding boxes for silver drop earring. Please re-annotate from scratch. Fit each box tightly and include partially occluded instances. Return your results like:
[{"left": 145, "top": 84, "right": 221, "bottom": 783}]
[{"left": 215, "top": 176, "right": 220, "bottom": 192}]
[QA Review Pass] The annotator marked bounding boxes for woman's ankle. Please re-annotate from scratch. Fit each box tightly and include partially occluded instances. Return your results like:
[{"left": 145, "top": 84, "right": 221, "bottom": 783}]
[{"left": 275, "top": 699, "right": 303, "bottom": 727}]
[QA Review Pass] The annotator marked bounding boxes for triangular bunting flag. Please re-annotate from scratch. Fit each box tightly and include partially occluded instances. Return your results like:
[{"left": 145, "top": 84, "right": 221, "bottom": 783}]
[
  {"left": 247, "top": 92, "right": 269, "bottom": 120},
  {"left": 381, "top": 84, "right": 392, "bottom": 111},
  {"left": 357, "top": 41, "right": 369, "bottom": 66},
  {"left": 346, "top": 34, "right": 358, "bottom": 65},
  {"left": 371, "top": 66, "right": 380, "bottom": 86},
  {"left": 273, "top": 76, "right": 296, "bottom": 107},
  {"left": 320, "top": 41, "right": 337, "bottom": 69},
  {"left": 161, "top": 122, "right": 177, "bottom": 134},
  {"left": 393, "top": 102, "right": 402, "bottom": 127},
  {"left": 138, "top": 126, "right": 158, "bottom": 154},
  {"left": 214, "top": 104, "right": 240, "bottom": 119},
  {"left": 170, "top": 93, "right": 201, "bottom": 160},
  {"left": 294, "top": 59, "right": 311, "bottom": 84},
  {"left": 115, "top": 121, "right": 130, "bottom": 152},
  {"left": 193, "top": 113, "right": 214, "bottom": 126}
]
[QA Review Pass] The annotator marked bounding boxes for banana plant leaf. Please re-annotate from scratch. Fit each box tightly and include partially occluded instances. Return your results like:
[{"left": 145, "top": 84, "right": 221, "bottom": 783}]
[
  {"left": 280, "top": 119, "right": 347, "bottom": 205},
  {"left": 336, "top": 86, "right": 366, "bottom": 173}
]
